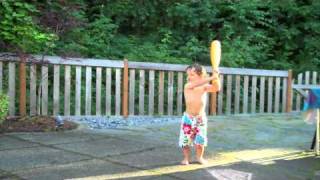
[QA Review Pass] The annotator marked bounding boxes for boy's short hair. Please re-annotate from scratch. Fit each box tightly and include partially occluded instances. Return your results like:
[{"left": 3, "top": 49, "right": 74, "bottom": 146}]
[{"left": 186, "top": 63, "right": 206, "bottom": 77}]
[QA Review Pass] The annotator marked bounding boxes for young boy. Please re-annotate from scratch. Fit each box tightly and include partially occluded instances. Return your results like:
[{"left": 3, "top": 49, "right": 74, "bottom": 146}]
[{"left": 179, "top": 63, "right": 220, "bottom": 165}]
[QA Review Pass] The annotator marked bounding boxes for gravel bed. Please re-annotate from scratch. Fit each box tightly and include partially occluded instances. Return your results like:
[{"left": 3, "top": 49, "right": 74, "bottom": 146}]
[{"left": 69, "top": 116, "right": 181, "bottom": 129}]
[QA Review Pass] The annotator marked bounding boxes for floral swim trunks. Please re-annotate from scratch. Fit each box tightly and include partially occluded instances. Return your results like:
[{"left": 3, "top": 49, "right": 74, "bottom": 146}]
[{"left": 178, "top": 112, "right": 208, "bottom": 148}]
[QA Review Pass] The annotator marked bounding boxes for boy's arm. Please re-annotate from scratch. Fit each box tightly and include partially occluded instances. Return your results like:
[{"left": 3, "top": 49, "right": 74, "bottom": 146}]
[{"left": 186, "top": 75, "right": 219, "bottom": 89}]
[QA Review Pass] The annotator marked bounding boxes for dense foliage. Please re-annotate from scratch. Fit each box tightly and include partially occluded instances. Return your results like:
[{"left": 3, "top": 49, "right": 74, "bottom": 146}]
[
  {"left": 1, "top": 0, "right": 319, "bottom": 73},
  {"left": 0, "top": 94, "right": 8, "bottom": 123}
]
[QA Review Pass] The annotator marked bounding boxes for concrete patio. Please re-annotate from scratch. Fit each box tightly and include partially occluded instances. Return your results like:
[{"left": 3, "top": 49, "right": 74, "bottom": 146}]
[{"left": 0, "top": 113, "right": 319, "bottom": 180}]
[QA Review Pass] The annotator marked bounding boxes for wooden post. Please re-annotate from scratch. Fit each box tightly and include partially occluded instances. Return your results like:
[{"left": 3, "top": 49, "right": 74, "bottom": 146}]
[
  {"left": 122, "top": 59, "right": 129, "bottom": 118},
  {"left": 286, "top": 69, "right": 292, "bottom": 112},
  {"left": 210, "top": 92, "right": 217, "bottom": 115},
  {"left": 19, "top": 54, "right": 27, "bottom": 116}
]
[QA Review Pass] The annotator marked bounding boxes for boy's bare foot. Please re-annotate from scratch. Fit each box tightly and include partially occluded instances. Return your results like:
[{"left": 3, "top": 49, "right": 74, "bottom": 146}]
[
  {"left": 181, "top": 159, "right": 189, "bottom": 165},
  {"left": 197, "top": 158, "right": 208, "bottom": 165}
]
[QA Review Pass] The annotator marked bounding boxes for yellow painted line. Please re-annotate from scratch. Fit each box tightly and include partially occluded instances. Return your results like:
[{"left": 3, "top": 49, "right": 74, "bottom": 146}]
[{"left": 68, "top": 149, "right": 316, "bottom": 180}]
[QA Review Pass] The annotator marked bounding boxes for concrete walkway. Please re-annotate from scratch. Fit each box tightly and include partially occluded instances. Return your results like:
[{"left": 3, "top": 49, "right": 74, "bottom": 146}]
[{"left": 0, "top": 114, "right": 319, "bottom": 180}]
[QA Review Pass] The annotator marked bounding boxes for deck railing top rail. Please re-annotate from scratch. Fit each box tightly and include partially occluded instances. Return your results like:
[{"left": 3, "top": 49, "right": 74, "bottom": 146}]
[{"left": 0, "top": 53, "right": 288, "bottom": 77}]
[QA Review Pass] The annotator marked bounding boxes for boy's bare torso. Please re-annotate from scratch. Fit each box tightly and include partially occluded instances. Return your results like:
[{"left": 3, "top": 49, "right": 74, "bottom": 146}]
[{"left": 184, "top": 83, "right": 207, "bottom": 116}]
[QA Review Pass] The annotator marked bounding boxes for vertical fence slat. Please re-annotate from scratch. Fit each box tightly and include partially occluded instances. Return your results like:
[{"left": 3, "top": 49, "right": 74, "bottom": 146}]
[
  {"left": 75, "top": 66, "right": 81, "bottom": 115},
  {"left": 96, "top": 67, "right": 102, "bottom": 115},
  {"left": 251, "top": 76, "right": 257, "bottom": 113},
  {"left": 148, "top": 70, "right": 155, "bottom": 115},
  {"left": 115, "top": 69, "right": 121, "bottom": 116},
  {"left": 158, "top": 71, "right": 164, "bottom": 115},
  {"left": 226, "top": 75, "right": 232, "bottom": 114},
  {"left": 41, "top": 65, "right": 48, "bottom": 115},
  {"left": 234, "top": 75, "right": 240, "bottom": 114},
  {"left": 105, "top": 68, "right": 112, "bottom": 115},
  {"left": 129, "top": 69, "right": 135, "bottom": 115},
  {"left": 274, "top": 77, "right": 280, "bottom": 113},
  {"left": 305, "top": 71, "right": 310, "bottom": 85},
  {"left": 139, "top": 70, "right": 145, "bottom": 115},
  {"left": 282, "top": 78, "right": 287, "bottom": 112},
  {"left": 177, "top": 72, "right": 183, "bottom": 115},
  {"left": 218, "top": 74, "right": 224, "bottom": 115},
  {"left": 206, "top": 93, "right": 210, "bottom": 114},
  {"left": 259, "top": 77, "right": 265, "bottom": 113},
  {"left": 286, "top": 70, "right": 293, "bottom": 112},
  {"left": 295, "top": 74, "right": 303, "bottom": 111},
  {"left": 267, "top": 77, "right": 273, "bottom": 113},
  {"left": 312, "top": 72, "right": 317, "bottom": 84},
  {"left": 30, "top": 65, "right": 37, "bottom": 115},
  {"left": 0, "top": 62, "right": 2, "bottom": 94},
  {"left": 8, "top": 62, "right": 15, "bottom": 115},
  {"left": 168, "top": 71, "right": 174, "bottom": 115},
  {"left": 53, "top": 65, "right": 60, "bottom": 115},
  {"left": 64, "top": 65, "right": 71, "bottom": 116},
  {"left": 243, "top": 75, "right": 249, "bottom": 113},
  {"left": 85, "top": 67, "right": 92, "bottom": 115}
]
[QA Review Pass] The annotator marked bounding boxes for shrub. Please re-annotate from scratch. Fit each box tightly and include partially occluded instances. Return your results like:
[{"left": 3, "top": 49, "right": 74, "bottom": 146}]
[{"left": 0, "top": 94, "right": 9, "bottom": 124}]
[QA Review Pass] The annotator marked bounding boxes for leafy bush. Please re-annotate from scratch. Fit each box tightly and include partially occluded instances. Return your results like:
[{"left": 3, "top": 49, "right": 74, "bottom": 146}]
[{"left": 0, "top": 94, "right": 9, "bottom": 124}]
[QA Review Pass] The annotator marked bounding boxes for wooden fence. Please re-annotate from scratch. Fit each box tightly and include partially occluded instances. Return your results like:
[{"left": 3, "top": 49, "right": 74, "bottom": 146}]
[
  {"left": 292, "top": 71, "right": 320, "bottom": 111},
  {"left": 0, "top": 54, "right": 294, "bottom": 117}
]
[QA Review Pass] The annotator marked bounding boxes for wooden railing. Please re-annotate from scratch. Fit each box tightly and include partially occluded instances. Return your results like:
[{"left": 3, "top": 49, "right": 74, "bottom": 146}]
[
  {"left": 0, "top": 54, "right": 293, "bottom": 116},
  {"left": 292, "top": 71, "right": 320, "bottom": 111}
]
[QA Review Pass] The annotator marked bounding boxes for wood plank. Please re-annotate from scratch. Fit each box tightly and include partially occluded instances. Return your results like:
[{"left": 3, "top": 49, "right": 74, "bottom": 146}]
[
  {"left": 64, "top": 65, "right": 71, "bottom": 116},
  {"left": 158, "top": 71, "right": 164, "bottom": 115},
  {"left": 267, "top": 77, "right": 273, "bottom": 113},
  {"left": 251, "top": 76, "right": 257, "bottom": 113},
  {"left": 53, "top": 65, "right": 60, "bottom": 115},
  {"left": 286, "top": 70, "right": 293, "bottom": 112},
  {"left": 305, "top": 71, "right": 310, "bottom": 85},
  {"left": 177, "top": 72, "right": 184, "bottom": 115},
  {"left": 167, "top": 71, "right": 174, "bottom": 115},
  {"left": 218, "top": 74, "right": 224, "bottom": 115},
  {"left": 129, "top": 69, "right": 135, "bottom": 115},
  {"left": 295, "top": 73, "right": 303, "bottom": 111},
  {"left": 122, "top": 60, "right": 129, "bottom": 117},
  {"left": 243, "top": 75, "right": 249, "bottom": 113},
  {"left": 206, "top": 93, "right": 210, "bottom": 115},
  {"left": 85, "top": 67, "right": 92, "bottom": 115},
  {"left": 8, "top": 62, "right": 15, "bottom": 115},
  {"left": 148, "top": 70, "right": 155, "bottom": 115},
  {"left": 234, "top": 75, "right": 240, "bottom": 114},
  {"left": 312, "top": 71, "right": 317, "bottom": 84},
  {"left": 282, "top": 78, "right": 287, "bottom": 113},
  {"left": 274, "top": 77, "right": 280, "bottom": 113},
  {"left": 96, "top": 67, "right": 102, "bottom": 115},
  {"left": 0, "top": 54, "right": 289, "bottom": 76},
  {"left": 30, "top": 65, "right": 37, "bottom": 115},
  {"left": 0, "top": 62, "right": 2, "bottom": 94},
  {"left": 139, "top": 70, "right": 145, "bottom": 115},
  {"left": 75, "top": 66, "right": 81, "bottom": 115},
  {"left": 259, "top": 77, "right": 265, "bottom": 113},
  {"left": 209, "top": 73, "right": 217, "bottom": 115},
  {"left": 105, "top": 68, "right": 112, "bottom": 115},
  {"left": 115, "top": 68, "right": 121, "bottom": 116},
  {"left": 226, "top": 75, "right": 232, "bottom": 114},
  {"left": 41, "top": 65, "right": 48, "bottom": 115},
  {"left": 292, "top": 84, "right": 320, "bottom": 89}
]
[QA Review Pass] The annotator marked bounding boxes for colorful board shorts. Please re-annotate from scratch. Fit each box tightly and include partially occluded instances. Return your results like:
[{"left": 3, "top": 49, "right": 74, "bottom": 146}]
[{"left": 178, "top": 112, "right": 208, "bottom": 148}]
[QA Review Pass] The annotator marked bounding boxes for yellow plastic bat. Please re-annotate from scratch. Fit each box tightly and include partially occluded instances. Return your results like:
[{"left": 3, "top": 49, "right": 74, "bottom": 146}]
[
  {"left": 210, "top": 40, "right": 221, "bottom": 73},
  {"left": 210, "top": 40, "right": 221, "bottom": 91}
]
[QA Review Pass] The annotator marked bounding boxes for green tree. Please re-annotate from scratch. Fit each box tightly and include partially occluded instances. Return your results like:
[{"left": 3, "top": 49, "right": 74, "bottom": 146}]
[{"left": 0, "top": 0, "right": 56, "bottom": 115}]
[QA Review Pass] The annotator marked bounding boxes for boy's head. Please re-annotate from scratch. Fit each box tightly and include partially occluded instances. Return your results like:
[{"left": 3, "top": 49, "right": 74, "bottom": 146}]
[{"left": 186, "top": 63, "right": 207, "bottom": 81}]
